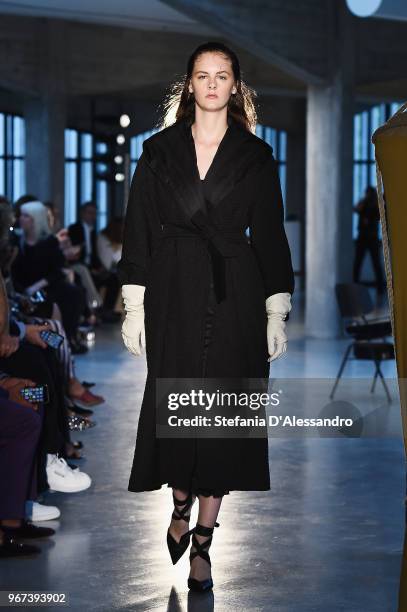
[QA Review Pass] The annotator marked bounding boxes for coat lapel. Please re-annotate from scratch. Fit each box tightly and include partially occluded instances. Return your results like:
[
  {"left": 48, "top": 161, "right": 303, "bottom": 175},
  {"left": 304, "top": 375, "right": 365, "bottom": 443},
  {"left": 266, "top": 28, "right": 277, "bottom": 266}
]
[{"left": 142, "top": 114, "right": 270, "bottom": 222}]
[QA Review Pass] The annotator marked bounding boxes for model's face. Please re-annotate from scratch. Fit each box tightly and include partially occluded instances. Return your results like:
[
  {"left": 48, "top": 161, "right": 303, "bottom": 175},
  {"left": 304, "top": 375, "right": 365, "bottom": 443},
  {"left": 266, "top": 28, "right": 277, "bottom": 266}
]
[{"left": 189, "top": 52, "right": 237, "bottom": 112}]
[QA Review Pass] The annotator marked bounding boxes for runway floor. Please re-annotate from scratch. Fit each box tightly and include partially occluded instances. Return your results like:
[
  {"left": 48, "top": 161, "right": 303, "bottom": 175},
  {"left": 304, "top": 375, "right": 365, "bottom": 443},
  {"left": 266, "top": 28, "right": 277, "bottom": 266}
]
[{"left": 0, "top": 291, "right": 405, "bottom": 611}]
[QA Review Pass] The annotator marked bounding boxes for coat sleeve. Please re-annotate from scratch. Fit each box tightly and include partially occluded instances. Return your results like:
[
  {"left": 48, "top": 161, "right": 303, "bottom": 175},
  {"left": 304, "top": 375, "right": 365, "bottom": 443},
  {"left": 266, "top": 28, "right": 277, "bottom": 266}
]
[
  {"left": 117, "top": 152, "right": 157, "bottom": 287},
  {"left": 248, "top": 150, "right": 295, "bottom": 299}
]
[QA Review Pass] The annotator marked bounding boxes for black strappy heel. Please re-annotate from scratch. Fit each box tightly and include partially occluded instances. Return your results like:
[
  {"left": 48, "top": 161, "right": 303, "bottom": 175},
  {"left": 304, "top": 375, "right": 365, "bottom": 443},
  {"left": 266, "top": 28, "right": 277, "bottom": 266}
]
[
  {"left": 166, "top": 491, "right": 195, "bottom": 565},
  {"left": 187, "top": 522, "right": 220, "bottom": 592}
]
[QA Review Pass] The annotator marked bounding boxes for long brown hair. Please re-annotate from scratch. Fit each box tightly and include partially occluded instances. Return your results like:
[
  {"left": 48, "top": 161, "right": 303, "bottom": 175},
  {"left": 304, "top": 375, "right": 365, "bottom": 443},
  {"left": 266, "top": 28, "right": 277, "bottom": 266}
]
[{"left": 158, "top": 41, "right": 257, "bottom": 133}]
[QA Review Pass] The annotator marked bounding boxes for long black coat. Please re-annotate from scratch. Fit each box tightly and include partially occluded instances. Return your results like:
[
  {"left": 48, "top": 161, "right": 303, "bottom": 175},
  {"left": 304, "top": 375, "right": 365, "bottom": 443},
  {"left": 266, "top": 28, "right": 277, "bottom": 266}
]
[{"left": 118, "top": 114, "right": 295, "bottom": 494}]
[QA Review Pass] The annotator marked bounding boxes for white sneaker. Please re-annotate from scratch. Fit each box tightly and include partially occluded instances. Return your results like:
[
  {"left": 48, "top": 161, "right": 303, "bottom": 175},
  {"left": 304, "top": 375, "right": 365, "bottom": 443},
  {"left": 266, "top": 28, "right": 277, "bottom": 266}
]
[
  {"left": 26, "top": 501, "right": 61, "bottom": 521},
  {"left": 46, "top": 454, "right": 92, "bottom": 493}
]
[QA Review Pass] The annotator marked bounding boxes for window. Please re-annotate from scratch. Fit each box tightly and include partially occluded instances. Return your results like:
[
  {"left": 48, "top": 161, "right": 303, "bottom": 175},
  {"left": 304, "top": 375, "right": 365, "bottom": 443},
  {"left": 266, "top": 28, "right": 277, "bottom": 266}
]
[
  {"left": 129, "top": 128, "right": 159, "bottom": 178},
  {"left": 64, "top": 129, "right": 94, "bottom": 227},
  {"left": 256, "top": 124, "right": 287, "bottom": 203},
  {"left": 94, "top": 140, "right": 109, "bottom": 232},
  {"left": 353, "top": 101, "right": 402, "bottom": 238},
  {"left": 0, "top": 113, "right": 26, "bottom": 202}
]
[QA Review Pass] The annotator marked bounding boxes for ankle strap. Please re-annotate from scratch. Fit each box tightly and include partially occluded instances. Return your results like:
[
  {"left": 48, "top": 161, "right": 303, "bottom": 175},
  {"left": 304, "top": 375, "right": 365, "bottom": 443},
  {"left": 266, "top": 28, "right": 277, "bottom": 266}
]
[
  {"left": 171, "top": 491, "right": 194, "bottom": 523},
  {"left": 194, "top": 522, "right": 220, "bottom": 537}
]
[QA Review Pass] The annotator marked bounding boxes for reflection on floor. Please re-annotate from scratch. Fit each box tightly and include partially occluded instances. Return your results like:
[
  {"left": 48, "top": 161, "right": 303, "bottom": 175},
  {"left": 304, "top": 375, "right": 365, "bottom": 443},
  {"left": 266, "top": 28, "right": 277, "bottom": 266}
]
[{"left": 0, "top": 290, "right": 404, "bottom": 611}]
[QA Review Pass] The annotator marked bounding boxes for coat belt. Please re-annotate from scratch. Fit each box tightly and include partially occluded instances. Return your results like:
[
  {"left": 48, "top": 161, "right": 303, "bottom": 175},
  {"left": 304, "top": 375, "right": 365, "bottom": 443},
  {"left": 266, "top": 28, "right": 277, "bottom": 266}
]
[{"left": 160, "top": 223, "right": 247, "bottom": 304}]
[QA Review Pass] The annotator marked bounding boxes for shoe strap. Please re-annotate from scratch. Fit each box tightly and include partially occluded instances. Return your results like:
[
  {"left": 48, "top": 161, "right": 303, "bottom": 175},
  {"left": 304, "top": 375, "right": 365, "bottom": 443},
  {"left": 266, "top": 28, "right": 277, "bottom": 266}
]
[
  {"left": 189, "top": 522, "right": 220, "bottom": 567},
  {"left": 194, "top": 521, "right": 219, "bottom": 537},
  {"left": 171, "top": 512, "right": 191, "bottom": 522}
]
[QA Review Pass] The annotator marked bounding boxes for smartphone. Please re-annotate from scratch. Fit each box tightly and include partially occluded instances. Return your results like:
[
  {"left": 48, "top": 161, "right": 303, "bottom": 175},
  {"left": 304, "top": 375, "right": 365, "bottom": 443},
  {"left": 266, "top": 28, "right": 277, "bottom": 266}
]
[
  {"left": 20, "top": 384, "right": 49, "bottom": 404},
  {"left": 30, "top": 290, "right": 46, "bottom": 304},
  {"left": 40, "top": 329, "right": 64, "bottom": 349}
]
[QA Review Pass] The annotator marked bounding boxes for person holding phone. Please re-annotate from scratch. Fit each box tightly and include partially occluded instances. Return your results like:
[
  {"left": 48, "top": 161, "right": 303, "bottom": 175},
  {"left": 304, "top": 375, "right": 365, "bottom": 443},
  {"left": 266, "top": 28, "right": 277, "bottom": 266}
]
[
  {"left": 118, "top": 41, "right": 294, "bottom": 591},
  {"left": 0, "top": 376, "right": 52, "bottom": 557},
  {"left": 10, "top": 201, "right": 87, "bottom": 350},
  {"left": 0, "top": 268, "right": 92, "bottom": 496}
]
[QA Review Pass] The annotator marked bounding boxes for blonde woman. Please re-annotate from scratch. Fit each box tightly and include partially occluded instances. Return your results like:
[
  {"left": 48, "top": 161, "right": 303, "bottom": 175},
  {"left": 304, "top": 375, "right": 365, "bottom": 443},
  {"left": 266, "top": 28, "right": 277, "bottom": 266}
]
[{"left": 11, "top": 201, "right": 86, "bottom": 348}]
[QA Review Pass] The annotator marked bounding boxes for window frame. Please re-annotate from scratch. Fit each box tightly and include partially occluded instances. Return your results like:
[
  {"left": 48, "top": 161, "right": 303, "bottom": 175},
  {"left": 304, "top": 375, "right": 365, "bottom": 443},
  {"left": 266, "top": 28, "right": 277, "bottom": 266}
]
[{"left": 0, "top": 112, "right": 26, "bottom": 202}]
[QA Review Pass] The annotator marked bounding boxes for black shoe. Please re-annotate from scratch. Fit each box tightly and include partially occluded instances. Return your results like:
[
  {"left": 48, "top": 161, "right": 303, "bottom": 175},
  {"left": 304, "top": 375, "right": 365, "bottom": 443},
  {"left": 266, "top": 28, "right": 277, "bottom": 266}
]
[
  {"left": 187, "top": 522, "right": 220, "bottom": 592},
  {"left": 0, "top": 535, "right": 41, "bottom": 557},
  {"left": 1, "top": 521, "right": 55, "bottom": 540},
  {"left": 166, "top": 491, "right": 195, "bottom": 565},
  {"left": 67, "top": 414, "right": 96, "bottom": 431}
]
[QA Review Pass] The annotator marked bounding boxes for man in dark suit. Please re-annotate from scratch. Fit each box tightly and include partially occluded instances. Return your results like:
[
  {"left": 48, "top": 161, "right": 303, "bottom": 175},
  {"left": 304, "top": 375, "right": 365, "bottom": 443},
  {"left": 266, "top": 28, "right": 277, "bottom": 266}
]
[
  {"left": 68, "top": 202, "right": 101, "bottom": 269},
  {"left": 68, "top": 202, "right": 120, "bottom": 320}
]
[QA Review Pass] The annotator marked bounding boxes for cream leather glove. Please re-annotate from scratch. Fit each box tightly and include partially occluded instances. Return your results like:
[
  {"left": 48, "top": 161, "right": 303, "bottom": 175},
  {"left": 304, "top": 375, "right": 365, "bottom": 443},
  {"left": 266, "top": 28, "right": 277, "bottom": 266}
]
[
  {"left": 266, "top": 292, "right": 292, "bottom": 362},
  {"left": 121, "top": 284, "right": 146, "bottom": 356}
]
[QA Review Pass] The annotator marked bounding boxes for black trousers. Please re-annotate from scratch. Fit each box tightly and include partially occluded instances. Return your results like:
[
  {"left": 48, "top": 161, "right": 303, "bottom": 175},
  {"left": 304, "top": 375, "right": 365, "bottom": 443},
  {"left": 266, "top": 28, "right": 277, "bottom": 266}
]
[
  {"left": 0, "top": 343, "right": 68, "bottom": 440},
  {"left": 0, "top": 394, "right": 42, "bottom": 518},
  {"left": 0, "top": 343, "right": 70, "bottom": 494},
  {"left": 353, "top": 236, "right": 384, "bottom": 291}
]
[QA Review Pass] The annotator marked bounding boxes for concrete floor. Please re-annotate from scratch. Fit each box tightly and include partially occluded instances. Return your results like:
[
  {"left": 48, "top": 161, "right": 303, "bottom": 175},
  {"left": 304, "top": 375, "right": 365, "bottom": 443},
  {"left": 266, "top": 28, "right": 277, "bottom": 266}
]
[{"left": 0, "top": 290, "right": 405, "bottom": 611}]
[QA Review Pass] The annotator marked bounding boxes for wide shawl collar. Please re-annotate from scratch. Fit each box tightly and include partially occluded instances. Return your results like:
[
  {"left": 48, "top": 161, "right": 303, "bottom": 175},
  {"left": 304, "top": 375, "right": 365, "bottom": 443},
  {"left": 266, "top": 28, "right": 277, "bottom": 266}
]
[{"left": 142, "top": 114, "right": 271, "bottom": 302}]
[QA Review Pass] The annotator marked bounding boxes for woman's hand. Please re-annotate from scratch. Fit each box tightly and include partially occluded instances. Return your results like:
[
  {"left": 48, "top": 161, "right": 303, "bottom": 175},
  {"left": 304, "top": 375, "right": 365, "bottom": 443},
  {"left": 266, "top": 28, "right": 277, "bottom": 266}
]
[
  {"left": 266, "top": 293, "right": 292, "bottom": 362},
  {"left": 56, "top": 228, "right": 69, "bottom": 243},
  {"left": 121, "top": 285, "right": 146, "bottom": 356},
  {"left": 0, "top": 376, "right": 38, "bottom": 409},
  {"left": 267, "top": 319, "right": 288, "bottom": 362},
  {"left": 25, "top": 324, "right": 49, "bottom": 349}
]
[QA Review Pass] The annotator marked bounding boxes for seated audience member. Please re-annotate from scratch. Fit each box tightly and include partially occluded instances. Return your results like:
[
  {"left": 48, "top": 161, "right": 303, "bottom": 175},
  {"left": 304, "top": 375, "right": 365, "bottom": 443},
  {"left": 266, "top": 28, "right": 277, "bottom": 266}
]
[
  {"left": 0, "top": 378, "right": 54, "bottom": 557},
  {"left": 44, "top": 201, "right": 62, "bottom": 233},
  {"left": 97, "top": 217, "right": 123, "bottom": 313},
  {"left": 10, "top": 201, "right": 87, "bottom": 351},
  {"left": 68, "top": 201, "right": 99, "bottom": 268},
  {"left": 1, "top": 198, "right": 103, "bottom": 409},
  {"left": 0, "top": 267, "right": 92, "bottom": 497},
  {"left": 44, "top": 201, "right": 103, "bottom": 319},
  {"left": 97, "top": 217, "right": 123, "bottom": 271},
  {"left": 69, "top": 202, "right": 120, "bottom": 321},
  {"left": 13, "top": 194, "right": 37, "bottom": 223}
]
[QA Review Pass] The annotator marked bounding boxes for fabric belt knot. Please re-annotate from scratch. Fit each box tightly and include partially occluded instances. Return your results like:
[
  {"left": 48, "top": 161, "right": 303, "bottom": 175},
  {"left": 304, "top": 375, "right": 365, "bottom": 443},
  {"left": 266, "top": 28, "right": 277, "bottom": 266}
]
[{"left": 161, "top": 213, "right": 246, "bottom": 304}]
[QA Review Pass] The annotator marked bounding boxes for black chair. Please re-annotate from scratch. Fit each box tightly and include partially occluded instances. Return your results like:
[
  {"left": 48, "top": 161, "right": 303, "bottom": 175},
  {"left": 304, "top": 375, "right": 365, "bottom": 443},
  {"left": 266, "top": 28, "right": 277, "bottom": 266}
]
[{"left": 330, "top": 283, "right": 394, "bottom": 402}]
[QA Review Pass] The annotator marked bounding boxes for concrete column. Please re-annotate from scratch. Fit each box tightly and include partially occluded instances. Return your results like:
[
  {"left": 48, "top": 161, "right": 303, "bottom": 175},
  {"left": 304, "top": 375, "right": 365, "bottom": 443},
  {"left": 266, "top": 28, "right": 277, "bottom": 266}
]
[
  {"left": 24, "top": 94, "right": 66, "bottom": 213},
  {"left": 286, "top": 131, "right": 306, "bottom": 221},
  {"left": 286, "top": 130, "right": 306, "bottom": 290},
  {"left": 304, "top": 4, "right": 354, "bottom": 338},
  {"left": 24, "top": 20, "right": 68, "bottom": 216}
]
